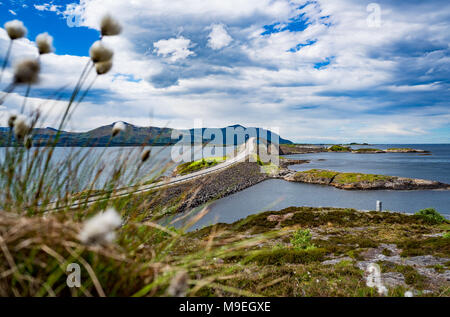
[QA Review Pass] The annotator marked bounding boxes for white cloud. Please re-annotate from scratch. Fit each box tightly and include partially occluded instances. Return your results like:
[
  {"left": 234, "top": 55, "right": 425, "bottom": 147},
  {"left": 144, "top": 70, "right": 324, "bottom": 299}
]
[
  {"left": 9, "top": 9, "right": 16, "bottom": 15},
  {"left": 153, "top": 36, "right": 195, "bottom": 62},
  {"left": 207, "top": 24, "right": 232, "bottom": 50},
  {"left": 34, "top": 3, "right": 62, "bottom": 13},
  {"left": 0, "top": 0, "right": 449, "bottom": 143}
]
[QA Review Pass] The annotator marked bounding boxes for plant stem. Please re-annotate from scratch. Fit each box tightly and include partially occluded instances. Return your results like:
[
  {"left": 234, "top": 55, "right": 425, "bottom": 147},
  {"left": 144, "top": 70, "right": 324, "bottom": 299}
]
[
  {"left": 20, "top": 84, "right": 31, "bottom": 114},
  {"left": 0, "top": 40, "right": 13, "bottom": 83}
]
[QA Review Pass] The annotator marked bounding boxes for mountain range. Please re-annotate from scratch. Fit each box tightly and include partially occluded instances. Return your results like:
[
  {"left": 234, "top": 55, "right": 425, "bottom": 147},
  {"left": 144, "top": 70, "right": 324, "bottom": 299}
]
[{"left": 0, "top": 123, "right": 293, "bottom": 147}]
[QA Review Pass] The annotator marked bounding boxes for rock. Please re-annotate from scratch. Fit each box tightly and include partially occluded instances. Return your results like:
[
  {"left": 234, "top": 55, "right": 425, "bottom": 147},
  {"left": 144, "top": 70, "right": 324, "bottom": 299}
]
[
  {"left": 385, "top": 148, "right": 430, "bottom": 153},
  {"left": 403, "top": 255, "right": 450, "bottom": 267},
  {"left": 279, "top": 145, "right": 325, "bottom": 155},
  {"left": 285, "top": 169, "right": 450, "bottom": 190},
  {"left": 382, "top": 272, "right": 407, "bottom": 288}
]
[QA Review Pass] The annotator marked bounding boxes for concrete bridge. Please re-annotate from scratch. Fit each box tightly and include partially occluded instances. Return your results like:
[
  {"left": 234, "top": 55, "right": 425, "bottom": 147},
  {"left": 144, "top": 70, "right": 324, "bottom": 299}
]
[{"left": 45, "top": 138, "right": 259, "bottom": 212}]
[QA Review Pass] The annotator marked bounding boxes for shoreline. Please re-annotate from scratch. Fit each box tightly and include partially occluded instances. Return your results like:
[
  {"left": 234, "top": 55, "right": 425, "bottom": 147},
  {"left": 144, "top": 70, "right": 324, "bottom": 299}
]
[{"left": 144, "top": 156, "right": 448, "bottom": 221}]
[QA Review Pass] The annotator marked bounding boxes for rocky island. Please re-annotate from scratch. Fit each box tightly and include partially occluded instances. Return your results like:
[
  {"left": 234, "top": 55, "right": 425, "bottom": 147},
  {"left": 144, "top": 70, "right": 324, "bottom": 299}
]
[
  {"left": 285, "top": 169, "right": 450, "bottom": 190},
  {"left": 280, "top": 144, "right": 431, "bottom": 155}
]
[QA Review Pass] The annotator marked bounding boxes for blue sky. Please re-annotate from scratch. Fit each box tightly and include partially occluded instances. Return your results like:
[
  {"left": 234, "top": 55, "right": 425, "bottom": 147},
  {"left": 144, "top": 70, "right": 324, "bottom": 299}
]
[{"left": 0, "top": 0, "right": 449, "bottom": 143}]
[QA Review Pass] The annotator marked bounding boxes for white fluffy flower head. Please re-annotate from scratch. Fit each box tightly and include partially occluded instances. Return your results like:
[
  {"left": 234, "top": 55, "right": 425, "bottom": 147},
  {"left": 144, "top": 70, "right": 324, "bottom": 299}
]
[
  {"left": 5, "top": 20, "right": 27, "bottom": 40},
  {"left": 14, "top": 59, "right": 40, "bottom": 84},
  {"left": 89, "top": 41, "right": 113, "bottom": 63},
  {"left": 100, "top": 14, "right": 122, "bottom": 36},
  {"left": 13, "top": 115, "right": 30, "bottom": 140},
  {"left": 36, "top": 32, "right": 54, "bottom": 55},
  {"left": 112, "top": 121, "right": 125, "bottom": 137},
  {"left": 79, "top": 208, "right": 122, "bottom": 245},
  {"left": 95, "top": 60, "right": 113, "bottom": 75}
]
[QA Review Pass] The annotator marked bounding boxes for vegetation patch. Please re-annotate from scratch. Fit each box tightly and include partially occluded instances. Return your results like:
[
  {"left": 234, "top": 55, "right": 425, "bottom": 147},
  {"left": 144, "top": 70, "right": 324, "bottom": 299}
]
[
  {"left": 328, "top": 145, "right": 352, "bottom": 152},
  {"left": 353, "top": 148, "right": 384, "bottom": 153},
  {"left": 243, "top": 248, "right": 327, "bottom": 265},
  {"left": 291, "top": 229, "right": 315, "bottom": 250},
  {"left": 175, "top": 156, "right": 226, "bottom": 175},
  {"left": 378, "top": 262, "right": 427, "bottom": 289},
  {"left": 414, "top": 208, "right": 446, "bottom": 225},
  {"left": 333, "top": 172, "right": 392, "bottom": 184},
  {"left": 397, "top": 236, "right": 450, "bottom": 258}
]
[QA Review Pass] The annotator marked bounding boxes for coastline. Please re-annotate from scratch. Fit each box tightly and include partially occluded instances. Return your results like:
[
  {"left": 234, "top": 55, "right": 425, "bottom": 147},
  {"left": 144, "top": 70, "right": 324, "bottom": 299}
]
[
  {"left": 138, "top": 155, "right": 448, "bottom": 221},
  {"left": 181, "top": 207, "right": 450, "bottom": 296}
]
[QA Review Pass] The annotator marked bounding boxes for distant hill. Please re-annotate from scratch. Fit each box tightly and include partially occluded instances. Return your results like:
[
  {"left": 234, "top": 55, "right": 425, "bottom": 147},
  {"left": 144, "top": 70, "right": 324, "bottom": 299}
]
[{"left": 0, "top": 122, "right": 293, "bottom": 147}]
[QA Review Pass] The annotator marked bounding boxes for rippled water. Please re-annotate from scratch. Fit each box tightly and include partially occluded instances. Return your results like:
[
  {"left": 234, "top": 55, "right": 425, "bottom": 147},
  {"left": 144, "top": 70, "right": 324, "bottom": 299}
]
[{"left": 3, "top": 144, "right": 449, "bottom": 229}]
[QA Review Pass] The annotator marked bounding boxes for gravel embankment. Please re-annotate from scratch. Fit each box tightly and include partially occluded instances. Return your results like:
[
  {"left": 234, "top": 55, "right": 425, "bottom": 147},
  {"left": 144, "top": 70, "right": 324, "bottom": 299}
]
[{"left": 142, "top": 162, "right": 269, "bottom": 215}]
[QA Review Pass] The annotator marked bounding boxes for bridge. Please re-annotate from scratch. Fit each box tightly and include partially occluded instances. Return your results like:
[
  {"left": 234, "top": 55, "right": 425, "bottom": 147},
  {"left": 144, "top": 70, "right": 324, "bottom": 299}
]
[{"left": 45, "top": 138, "right": 259, "bottom": 212}]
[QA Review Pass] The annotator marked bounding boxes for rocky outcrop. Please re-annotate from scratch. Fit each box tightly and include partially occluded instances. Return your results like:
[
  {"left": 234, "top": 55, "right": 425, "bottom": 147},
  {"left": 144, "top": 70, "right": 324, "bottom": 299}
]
[
  {"left": 279, "top": 144, "right": 326, "bottom": 155},
  {"left": 386, "top": 148, "right": 430, "bottom": 153},
  {"left": 143, "top": 162, "right": 269, "bottom": 216},
  {"left": 286, "top": 169, "right": 450, "bottom": 190},
  {"left": 352, "top": 149, "right": 386, "bottom": 154},
  {"left": 279, "top": 145, "right": 430, "bottom": 155}
]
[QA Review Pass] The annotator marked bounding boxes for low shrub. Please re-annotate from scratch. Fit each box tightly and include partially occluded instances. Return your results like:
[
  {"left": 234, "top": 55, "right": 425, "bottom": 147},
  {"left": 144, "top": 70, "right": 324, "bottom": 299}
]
[
  {"left": 328, "top": 145, "right": 351, "bottom": 152},
  {"left": 291, "top": 229, "right": 315, "bottom": 250},
  {"left": 415, "top": 208, "right": 446, "bottom": 224}
]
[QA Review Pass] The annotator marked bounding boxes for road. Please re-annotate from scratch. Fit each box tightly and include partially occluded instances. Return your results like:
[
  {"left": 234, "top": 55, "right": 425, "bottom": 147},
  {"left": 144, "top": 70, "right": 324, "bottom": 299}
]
[{"left": 45, "top": 138, "right": 257, "bottom": 212}]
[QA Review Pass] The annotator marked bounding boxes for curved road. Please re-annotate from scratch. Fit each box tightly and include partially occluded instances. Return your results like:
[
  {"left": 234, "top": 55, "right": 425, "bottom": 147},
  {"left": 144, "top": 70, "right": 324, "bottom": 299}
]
[{"left": 45, "top": 138, "right": 257, "bottom": 212}]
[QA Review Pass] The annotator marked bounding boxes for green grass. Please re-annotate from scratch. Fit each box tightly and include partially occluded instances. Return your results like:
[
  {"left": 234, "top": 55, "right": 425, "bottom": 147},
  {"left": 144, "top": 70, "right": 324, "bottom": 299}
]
[
  {"left": 378, "top": 262, "right": 427, "bottom": 289},
  {"left": 414, "top": 208, "right": 446, "bottom": 225},
  {"left": 328, "top": 145, "right": 351, "bottom": 152},
  {"left": 296, "top": 169, "right": 339, "bottom": 179},
  {"left": 333, "top": 172, "right": 392, "bottom": 184},
  {"left": 242, "top": 248, "right": 327, "bottom": 265},
  {"left": 295, "top": 169, "right": 393, "bottom": 185},
  {"left": 291, "top": 229, "right": 315, "bottom": 250},
  {"left": 179, "top": 207, "right": 450, "bottom": 297},
  {"left": 175, "top": 156, "right": 226, "bottom": 175}
]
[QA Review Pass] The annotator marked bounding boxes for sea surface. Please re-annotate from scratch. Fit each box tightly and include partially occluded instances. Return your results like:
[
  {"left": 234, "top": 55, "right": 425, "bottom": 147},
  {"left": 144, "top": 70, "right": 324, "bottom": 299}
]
[{"left": 2, "top": 144, "right": 449, "bottom": 229}]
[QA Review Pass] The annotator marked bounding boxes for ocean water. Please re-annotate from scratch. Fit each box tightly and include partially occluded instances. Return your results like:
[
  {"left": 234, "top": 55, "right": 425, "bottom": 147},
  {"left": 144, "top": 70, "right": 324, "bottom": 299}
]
[
  {"left": 289, "top": 144, "right": 450, "bottom": 184},
  {"left": 173, "top": 144, "right": 450, "bottom": 231},
  {"left": 2, "top": 144, "right": 449, "bottom": 229}
]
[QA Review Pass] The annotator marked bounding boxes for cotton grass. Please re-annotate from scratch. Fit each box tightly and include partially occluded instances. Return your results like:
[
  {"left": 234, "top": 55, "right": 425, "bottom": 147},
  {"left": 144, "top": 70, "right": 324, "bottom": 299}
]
[
  {"left": 89, "top": 41, "right": 114, "bottom": 63},
  {"left": 36, "top": 32, "right": 54, "bottom": 55},
  {"left": 101, "top": 15, "right": 122, "bottom": 36},
  {"left": 13, "top": 115, "right": 30, "bottom": 140},
  {"left": 14, "top": 59, "right": 40, "bottom": 85},
  {"left": 79, "top": 208, "right": 122, "bottom": 245},
  {"left": 112, "top": 121, "right": 125, "bottom": 137},
  {"left": 95, "top": 60, "right": 113, "bottom": 75},
  {"left": 4, "top": 20, "right": 27, "bottom": 40}
]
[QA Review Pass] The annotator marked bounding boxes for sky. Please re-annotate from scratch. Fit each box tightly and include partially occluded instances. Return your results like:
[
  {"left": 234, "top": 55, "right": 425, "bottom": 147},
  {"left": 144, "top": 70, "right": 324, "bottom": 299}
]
[{"left": 0, "top": 0, "right": 449, "bottom": 144}]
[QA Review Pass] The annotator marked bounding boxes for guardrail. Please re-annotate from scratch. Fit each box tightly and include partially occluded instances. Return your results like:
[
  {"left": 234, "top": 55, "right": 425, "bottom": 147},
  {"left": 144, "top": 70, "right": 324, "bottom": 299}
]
[{"left": 44, "top": 143, "right": 254, "bottom": 212}]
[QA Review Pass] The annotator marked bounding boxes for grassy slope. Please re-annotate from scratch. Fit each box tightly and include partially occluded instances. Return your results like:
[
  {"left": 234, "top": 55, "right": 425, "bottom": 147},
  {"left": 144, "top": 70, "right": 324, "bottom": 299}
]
[
  {"left": 179, "top": 207, "right": 450, "bottom": 297},
  {"left": 295, "top": 169, "right": 393, "bottom": 184},
  {"left": 174, "top": 156, "right": 226, "bottom": 175}
]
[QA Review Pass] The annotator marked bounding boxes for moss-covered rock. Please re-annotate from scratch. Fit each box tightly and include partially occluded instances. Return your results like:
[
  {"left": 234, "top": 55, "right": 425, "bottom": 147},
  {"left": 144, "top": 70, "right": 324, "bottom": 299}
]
[
  {"left": 328, "top": 145, "right": 352, "bottom": 152},
  {"left": 288, "top": 169, "right": 449, "bottom": 190}
]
